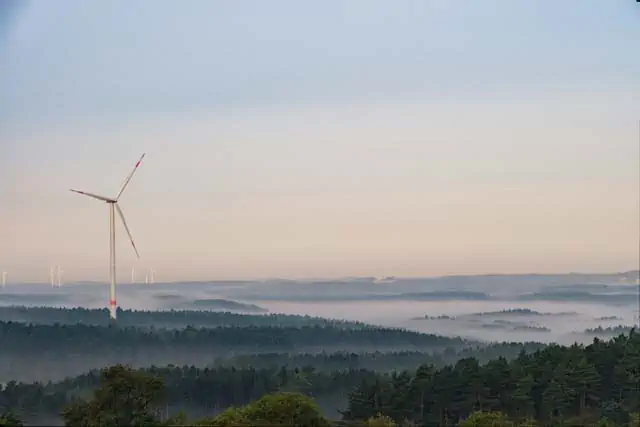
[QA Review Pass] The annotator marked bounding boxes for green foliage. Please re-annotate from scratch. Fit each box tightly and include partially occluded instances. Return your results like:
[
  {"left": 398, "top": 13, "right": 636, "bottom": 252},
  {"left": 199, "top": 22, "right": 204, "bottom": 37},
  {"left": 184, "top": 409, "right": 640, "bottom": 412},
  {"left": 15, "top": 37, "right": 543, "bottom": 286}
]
[
  {"left": 0, "top": 410, "right": 22, "bottom": 427},
  {"left": 243, "top": 392, "right": 330, "bottom": 426},
  {"left": 1, "top": 306, "right": 544, "bottom": 389},
  {"left": 344, "top": 330, "right": 640, "bottom": 426},
  {"left": 589, "top": 417, "right": 619, "bottom": 427},
  {"left": 194, "top": 407, "right": 250, "bottom": 426},
  {"left": 0, "top": 306, "right": 638, "bottom": 427},
  {"left": 195, "top": 392, "right": 329, "bottom": 426},
  {"left": 0, "top": 364, "right": 380, "bottom": 422},
  {"left": 459, "top": 411, "right": 514, "bottom": 426},
  {"left": 160, "top": 411, "right": 188, "bottom": 426},
  {"left": 365, "top": 413, "right": 398, "bottom": 426},
  {"left": 60, "top": 365, "right": 165, "bottom": 427}
]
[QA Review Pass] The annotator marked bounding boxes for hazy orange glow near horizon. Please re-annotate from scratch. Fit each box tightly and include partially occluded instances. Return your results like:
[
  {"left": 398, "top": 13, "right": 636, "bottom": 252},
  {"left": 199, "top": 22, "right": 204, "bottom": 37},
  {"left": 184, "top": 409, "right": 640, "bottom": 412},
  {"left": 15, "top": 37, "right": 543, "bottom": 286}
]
[{"left": 1, "top": 1, "right": 639, "bottom": 282}]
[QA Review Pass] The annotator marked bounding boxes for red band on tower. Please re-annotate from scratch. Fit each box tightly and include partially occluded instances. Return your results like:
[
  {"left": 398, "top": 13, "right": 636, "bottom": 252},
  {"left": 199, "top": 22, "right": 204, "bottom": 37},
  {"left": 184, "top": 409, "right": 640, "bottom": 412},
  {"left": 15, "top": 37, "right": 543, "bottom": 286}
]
[{"left": 110, "top": 299, "right": 117, "bottom": 306}]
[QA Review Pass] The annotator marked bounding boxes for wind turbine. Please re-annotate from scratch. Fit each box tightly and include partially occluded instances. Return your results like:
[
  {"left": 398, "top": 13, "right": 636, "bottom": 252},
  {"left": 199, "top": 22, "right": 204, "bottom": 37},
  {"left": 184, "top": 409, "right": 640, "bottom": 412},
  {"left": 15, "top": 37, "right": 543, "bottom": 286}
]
[
  {"left": 56, "top": 266, "right": 64, "bottom": 287},
  {"left": 70, "top": 153, "right": 145, "bottom": 321},
  {"left": 1, "top": 271, "right": 7, "bottom": 289}
]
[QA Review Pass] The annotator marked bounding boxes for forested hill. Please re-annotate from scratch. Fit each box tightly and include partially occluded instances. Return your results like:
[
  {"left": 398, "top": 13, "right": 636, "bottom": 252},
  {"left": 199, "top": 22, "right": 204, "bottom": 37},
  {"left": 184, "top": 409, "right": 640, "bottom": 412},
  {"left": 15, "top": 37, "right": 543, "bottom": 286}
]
[
  {"left": 1, "top": 331, "right": 637, "bottom": 426},
  {"left": 0, "top": 306, "right": 369, "bottom": 329},
  {"left": 343, "top": 329, "right": 640, "bottom": 426},
  {"left": 0, "top": 320, "right": 469, "bottom": 383},
  {"left": 210, "top": 341, "right": 546, "bottom": 372}
]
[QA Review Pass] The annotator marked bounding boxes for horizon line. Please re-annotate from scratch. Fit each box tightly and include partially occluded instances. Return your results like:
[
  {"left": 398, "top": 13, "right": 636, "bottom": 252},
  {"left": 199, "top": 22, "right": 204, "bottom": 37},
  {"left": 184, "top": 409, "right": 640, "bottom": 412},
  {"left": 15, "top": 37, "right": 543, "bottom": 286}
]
[{"left": 4, "top": 269, "right": 639, "bottom": 286}]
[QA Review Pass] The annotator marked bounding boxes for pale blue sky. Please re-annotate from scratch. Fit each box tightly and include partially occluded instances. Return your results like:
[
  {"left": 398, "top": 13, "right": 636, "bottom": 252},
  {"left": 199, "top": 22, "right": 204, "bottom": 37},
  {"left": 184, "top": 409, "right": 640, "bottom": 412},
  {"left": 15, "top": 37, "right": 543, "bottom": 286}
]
[{"left": 1, "top": 1, "right": 638, "bottom": 281}]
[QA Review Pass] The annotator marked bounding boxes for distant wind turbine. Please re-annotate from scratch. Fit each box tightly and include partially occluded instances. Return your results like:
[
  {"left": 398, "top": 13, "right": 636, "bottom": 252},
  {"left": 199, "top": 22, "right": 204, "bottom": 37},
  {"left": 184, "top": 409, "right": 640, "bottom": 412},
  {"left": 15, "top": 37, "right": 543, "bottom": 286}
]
[
  {"left": 56, "top": 266, "right": 64, "bottom": 287},
  {"left": 1, "top": 271, "right": 7, "bottom": 288},
  {"left": 70, "top": 154, "right": 145, "bottom": 321}
]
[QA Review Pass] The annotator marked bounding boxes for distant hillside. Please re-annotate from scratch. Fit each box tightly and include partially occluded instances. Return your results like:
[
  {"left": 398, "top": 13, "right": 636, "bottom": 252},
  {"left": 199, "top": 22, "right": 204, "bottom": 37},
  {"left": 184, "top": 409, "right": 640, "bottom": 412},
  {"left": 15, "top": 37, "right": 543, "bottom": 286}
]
[
  {"left": 584, "top": 325, "right": 635, "bottom": 335},
  {"left": 241, "top": 290, "right": 492, "bottom": 302},
  {"left": 0, "top": 316, "right": 474, "bottom": 382},
  {"left": 0, "top": 306, "right": 367, "bottom": 329},
  {"left": 189, "top": 298, "right": 267, "bottom": 313},
  {"left": 467, "top": 308, "right": 576, "bottom": 317},
  {"left": 518, "top": 290, "right": 638, "bottom": 305}
]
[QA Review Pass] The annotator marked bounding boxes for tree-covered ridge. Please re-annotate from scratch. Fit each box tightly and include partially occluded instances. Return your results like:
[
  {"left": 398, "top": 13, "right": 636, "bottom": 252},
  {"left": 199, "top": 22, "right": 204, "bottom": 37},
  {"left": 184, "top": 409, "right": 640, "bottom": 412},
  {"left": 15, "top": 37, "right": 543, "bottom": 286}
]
[
  {"left": 412, "top": 309, "right": 579, "bottom": 321},
  {"left": 56, "top": 365, "right": 335, "bottom": 426},
  {"left": 0, "top": 306, "right": 368, "bottom": 329},
  {"left": 0, "top": 344, "right": 548, "bottom": 422},
  {"left": 2, "top": 332, "right": 638, "bottom": 426},
  {"left": 0, "top": 320, "right": 469, "bottom": 383},
  {"left": 411, "top": 315, "right": 455, "bottom": 320},
  {"left": 1, "top": 364, "right": 380, "bottom": 424},
  {"left": 212, "top": 342, "right": 546, "bottom": 372},
  {"left": 343, "top": 330, "right": 640, "bottom": 426},
  {"left": 0, "top": 343, "right": 543, "bottom": 424},
  {"left": 467, "top": 308, "right": 576, "bottom": 317},
  {"left": 0, "top": 321, "right": 465, "bottom": 352},
  {"left": 584, "top": 325, "right": 635, "bottom": 335},
  {"left": 188, "top": 298, "right": 267, "bottom": 312}
]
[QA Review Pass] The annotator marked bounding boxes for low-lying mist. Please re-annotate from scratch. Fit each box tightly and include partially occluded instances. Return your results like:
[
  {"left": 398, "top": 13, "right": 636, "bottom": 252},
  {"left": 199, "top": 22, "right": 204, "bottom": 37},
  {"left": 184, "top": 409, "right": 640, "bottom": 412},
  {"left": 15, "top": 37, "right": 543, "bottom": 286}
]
[{"left": 1, "top": 274, "right": 637, "bottom": 346}]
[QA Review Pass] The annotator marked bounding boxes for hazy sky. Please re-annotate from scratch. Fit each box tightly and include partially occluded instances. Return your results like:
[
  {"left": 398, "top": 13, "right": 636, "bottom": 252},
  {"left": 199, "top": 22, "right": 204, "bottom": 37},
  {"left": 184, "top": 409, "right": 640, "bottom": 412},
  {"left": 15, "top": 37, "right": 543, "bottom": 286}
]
[{"left": 1, "top": 1, "right": 639, "bottom": 282}]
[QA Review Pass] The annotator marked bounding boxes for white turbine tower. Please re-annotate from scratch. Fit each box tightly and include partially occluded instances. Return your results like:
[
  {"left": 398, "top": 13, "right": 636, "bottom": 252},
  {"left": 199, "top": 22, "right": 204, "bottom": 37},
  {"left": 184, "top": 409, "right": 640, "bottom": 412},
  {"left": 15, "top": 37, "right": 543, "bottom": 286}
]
[
  {"left": 70, "top": 153, "right": 145, "bottom": 321},
  {"left": 131, "top": 267, "right": 136, "bottom": 284},
  {"left": 50, "top": 267, "right": 55, "bottom": 287},
  {"left": 56, "top": 266, "right": 64, "bottom": 287},
  {"left": 1, "top": 271, "right": 7, "bottom": 289}
]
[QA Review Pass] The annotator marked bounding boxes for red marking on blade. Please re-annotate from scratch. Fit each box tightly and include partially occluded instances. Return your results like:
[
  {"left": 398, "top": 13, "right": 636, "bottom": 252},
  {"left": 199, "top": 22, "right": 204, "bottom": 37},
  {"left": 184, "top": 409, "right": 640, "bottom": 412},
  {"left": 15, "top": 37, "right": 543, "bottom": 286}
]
[{"left": 135, "top": 161, "right": 141, "bottom": 167}]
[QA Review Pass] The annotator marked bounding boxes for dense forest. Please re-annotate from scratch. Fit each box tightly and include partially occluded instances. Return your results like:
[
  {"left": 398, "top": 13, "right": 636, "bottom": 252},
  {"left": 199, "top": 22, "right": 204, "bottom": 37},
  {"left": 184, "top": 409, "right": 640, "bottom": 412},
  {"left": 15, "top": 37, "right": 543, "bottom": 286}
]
[
  {"left": 0, "top": 342, "right": 546, "bottom": 423},
  {"left": 342, "top": 330, "right": 640, "bottom": 426},
  {"left": 0, "top": 320, "right": 466, "bottom": 383},
  {"left": 1, "top": 331, "right": 638, "bottom": 426},
  {"left": 0, "top": 306, "right": 369, "bottom": 329},
  {"left": 211, "top": 342, "right": 546, "bottom": 372},
  {"left": 0, "top": 319, "right": 547, "bottom": 384},
  {"left": 1, "top": 307, "right": 638, "bottom": 425}
]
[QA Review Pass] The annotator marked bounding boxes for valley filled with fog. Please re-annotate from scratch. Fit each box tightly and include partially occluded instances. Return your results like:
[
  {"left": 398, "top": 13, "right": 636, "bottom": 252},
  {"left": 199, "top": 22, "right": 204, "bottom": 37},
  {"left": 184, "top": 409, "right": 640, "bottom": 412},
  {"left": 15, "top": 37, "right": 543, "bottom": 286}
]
[
  {"left": 1, "top": 272, "right": 638, "bottom": 425},
  {"left": 2, "top": 272, "right": 637, "bottom": 345}
]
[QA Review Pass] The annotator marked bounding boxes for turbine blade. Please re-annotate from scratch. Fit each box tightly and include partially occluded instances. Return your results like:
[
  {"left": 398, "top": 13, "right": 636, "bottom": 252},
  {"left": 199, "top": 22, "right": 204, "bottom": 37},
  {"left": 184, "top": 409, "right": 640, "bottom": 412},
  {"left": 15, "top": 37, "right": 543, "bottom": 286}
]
[
  {"left": 69, "top": 189, "right": 115, "bottom": 203},
  {"left": 115, "top": 203, "right": 140, "bottom": 259},
  {"left": 116, "top": 153, "right": 146, "bottom": 201}
]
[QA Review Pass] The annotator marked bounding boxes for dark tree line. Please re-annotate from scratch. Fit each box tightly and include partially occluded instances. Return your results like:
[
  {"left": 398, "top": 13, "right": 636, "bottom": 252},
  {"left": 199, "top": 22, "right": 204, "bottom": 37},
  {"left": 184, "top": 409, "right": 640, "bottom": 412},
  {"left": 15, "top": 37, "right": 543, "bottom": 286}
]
[
  {"left": 1, "top": 333, "right": 638, "bottom": 425},
  {"left": 0, "top": 364, "right": 377, "bottom": 424},
  {"left": 2, "top": 321, "right": 460, "bottom": 353},
  {"left": 59, "top": 365, "right": 334, "bottom": 426},
  {"left": 0, "top": 306, "right": 369, "bottom": 329},
  {"left": 0, "top": 320, "right": 469, "bottom": 383},
  {"left": 342, "top": 330, "right": 640, "bottom": 426},
  {"left": 0, "top": 343, "right": 544, "bottom": 424},
  {"left": 212, "top": 342, "right": 546, "bottom": 373},
  {"left": 584, "top": 326, "right": 634, "bottom": 336}
]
